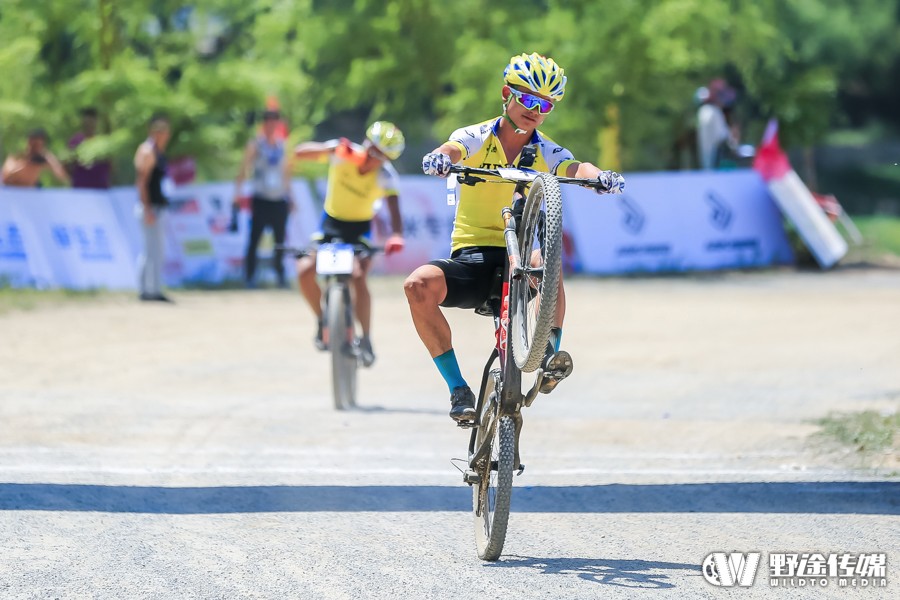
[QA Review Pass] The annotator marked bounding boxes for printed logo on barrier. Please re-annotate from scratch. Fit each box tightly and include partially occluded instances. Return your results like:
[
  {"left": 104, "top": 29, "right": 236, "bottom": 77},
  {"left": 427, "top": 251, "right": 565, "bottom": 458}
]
[
  {"left": 0, "top": 223, "right": 27, "bottom": 259},
  {"left": 702, "top": 552, "right": 761, "bottom": 587},
  {"left": 706, "top": 191, "right": 733, "bottom": 230},
  {"left": 618, "top": 196, "right": 646, "bottom": 235},
  {"left": 52, "top": 225, "right": 113, "bottom": 261}
]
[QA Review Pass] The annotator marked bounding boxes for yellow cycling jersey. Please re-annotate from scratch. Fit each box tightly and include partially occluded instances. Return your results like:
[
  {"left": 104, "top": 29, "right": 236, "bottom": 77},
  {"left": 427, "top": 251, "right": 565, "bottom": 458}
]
[
  {"left": 445, "top": 117, "right": 578, "bottom": 252},
  {"left": 323, "top": 144, "right": 400, "bottom": 222}
]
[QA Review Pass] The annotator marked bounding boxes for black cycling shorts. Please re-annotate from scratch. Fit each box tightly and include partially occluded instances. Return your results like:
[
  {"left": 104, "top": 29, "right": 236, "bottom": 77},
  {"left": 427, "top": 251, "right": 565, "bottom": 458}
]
[
  {"left": 430, "top": 246, "right": 506, "bottom": 309},
  {"left": 314, "top": 213, "right": 372, "bottom": 245}
]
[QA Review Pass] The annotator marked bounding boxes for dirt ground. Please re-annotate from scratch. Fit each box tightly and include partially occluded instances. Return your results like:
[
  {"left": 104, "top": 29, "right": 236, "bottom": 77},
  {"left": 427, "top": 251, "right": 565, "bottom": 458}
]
[{"left": 1, "top": 268, "right": 898, "bottom": 598}]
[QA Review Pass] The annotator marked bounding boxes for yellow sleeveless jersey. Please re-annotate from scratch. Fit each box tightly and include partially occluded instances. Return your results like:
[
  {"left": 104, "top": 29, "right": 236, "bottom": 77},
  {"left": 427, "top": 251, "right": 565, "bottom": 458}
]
[
  {"left": 445, "top": 117, "right": 578, "bottom": 252},
  {"left": 323, "top": 145, "right": 400, "bottom": 222}
]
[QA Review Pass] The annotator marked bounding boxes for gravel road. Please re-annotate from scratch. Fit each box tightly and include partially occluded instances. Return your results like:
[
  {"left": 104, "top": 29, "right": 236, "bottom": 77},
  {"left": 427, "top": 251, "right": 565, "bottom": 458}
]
[{"left": 1, "top": 269, "right": 898, "bottom": 599}]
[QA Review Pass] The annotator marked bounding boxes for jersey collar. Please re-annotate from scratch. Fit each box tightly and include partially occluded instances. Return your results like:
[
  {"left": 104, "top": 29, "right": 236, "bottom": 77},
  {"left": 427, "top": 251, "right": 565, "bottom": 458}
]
[{"left": 492, "top": 117, "right": 540, "bottom": 145}]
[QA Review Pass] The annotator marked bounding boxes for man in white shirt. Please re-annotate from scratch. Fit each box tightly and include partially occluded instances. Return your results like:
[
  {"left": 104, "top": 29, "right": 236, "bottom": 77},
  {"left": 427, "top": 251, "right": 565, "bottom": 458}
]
[{"left": 696, "top": 79, "right": 738, "bottom": 170}]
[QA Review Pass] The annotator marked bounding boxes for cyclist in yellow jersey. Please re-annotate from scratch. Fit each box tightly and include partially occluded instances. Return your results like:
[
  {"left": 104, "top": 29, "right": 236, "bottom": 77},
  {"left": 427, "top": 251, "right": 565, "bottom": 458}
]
[
  {"left": 294, "top": 121, "right": 406, "bottom": 367},
  {"left": 405, "top": 53, "right": 625, "bottom": 422}
]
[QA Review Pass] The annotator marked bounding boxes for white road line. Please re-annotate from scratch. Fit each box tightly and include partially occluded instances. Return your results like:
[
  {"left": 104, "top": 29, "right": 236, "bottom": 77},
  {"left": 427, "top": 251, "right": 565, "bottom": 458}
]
[
  {"left": 0, "top": 465, "right": 862, "bottom": 477},
  {"left": 0, "top": 447, "right": 800, "bottom": 459}
]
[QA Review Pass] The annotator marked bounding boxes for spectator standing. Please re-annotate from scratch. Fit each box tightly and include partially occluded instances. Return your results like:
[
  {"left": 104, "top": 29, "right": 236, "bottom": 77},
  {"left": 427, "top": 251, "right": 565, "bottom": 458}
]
[
  {"left": 696, "top": 79, "right": 739, "bottom": 170},
  {"left": 1, "top": 128, "right": 70, "bottom": 187},
  {"left": 133, "top": 115, "right": 173, "bottom": 303},
  {"left": 67, "top": 107, "right": 112, "bottom": 189},
  {"left": 234, "top": 109, "right": 294, "bottom": 288}
]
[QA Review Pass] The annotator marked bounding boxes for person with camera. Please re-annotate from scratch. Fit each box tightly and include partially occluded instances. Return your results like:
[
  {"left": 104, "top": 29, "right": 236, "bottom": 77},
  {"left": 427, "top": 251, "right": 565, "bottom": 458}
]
[{"left": 1, "top": 128, "right": 71, "bottom": 188}]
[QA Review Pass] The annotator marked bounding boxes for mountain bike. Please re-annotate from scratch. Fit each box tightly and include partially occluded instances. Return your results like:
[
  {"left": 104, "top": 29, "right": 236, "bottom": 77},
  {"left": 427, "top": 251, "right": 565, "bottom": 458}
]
[
  {"left": 289, "top": 241, "right": 381, "bottom": 410},
  {"left": 447, "top": 157, "right": 614, "bottom": 561}
]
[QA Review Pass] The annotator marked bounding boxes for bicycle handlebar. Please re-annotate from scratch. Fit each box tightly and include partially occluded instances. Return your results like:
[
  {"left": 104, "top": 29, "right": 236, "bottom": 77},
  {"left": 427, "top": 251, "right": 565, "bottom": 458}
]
[
  {"left": 448, "top": 165, "right": 613, "bottom": 192},
  {"left": 277, "top": 242, "right": 384, "bottom": 259}
]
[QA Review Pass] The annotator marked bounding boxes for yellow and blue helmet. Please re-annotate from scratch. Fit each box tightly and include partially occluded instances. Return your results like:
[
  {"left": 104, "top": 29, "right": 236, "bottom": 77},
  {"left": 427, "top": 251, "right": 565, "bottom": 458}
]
[
  {"left": 365, "top": 121, "right": 405, "bottom": 160},
  {"left": 503, "top": 53, "right": 567, "bottom": 101}
]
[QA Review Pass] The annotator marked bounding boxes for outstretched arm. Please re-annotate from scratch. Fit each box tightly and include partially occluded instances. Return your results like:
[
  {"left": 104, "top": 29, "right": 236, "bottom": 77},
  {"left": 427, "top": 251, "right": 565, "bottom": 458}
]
[
  {"left": 565, "top": 161, "right": 625, "bottom": 194},
  {"left": 431, "top": 143, "right": 462, "bottom": 164},
  {"left": 294, "top": 140, "right": 340, "bottom": 161}
]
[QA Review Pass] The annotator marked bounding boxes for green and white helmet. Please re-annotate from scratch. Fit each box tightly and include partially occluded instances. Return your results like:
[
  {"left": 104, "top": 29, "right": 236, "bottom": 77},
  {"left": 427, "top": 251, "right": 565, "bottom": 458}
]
[{"left": 366, "top": 121, "right": 405, "bottom": 160}]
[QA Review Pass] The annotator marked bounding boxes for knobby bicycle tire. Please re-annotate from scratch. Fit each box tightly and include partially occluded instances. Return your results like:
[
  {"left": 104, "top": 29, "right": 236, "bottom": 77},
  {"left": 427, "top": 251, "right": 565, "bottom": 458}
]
[
  {"left": 473, "top": 412, "right": 515, "bottom": 561},
  {"left": 511, "top": 173, "right": 562, "bottom": 372},
  {"left": 327, "top": 284, "right": 357, "bottom": 410}
]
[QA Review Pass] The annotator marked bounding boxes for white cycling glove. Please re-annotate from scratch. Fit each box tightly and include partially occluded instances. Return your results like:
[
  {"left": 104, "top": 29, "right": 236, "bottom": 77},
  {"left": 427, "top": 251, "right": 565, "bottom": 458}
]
[
  {"left": 597, "top": 170, "right": 626, "bottom": 195},
  {"left": 422, "top": 152, "right": 453, "bottom": 178}
]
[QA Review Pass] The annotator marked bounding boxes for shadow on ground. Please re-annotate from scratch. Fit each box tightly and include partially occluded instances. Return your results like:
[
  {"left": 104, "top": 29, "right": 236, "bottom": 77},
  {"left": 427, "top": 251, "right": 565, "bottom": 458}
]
[
  {"left": 485, "top": 555, "right": 702, "bottom": 589},
  {"left": 1, "top": 482, "right": 897, "bottom": 514}
]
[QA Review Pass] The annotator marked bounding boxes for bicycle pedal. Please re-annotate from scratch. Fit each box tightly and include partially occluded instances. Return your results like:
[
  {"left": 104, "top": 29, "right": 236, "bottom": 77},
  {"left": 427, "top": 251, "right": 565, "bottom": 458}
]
[
  {"left": 456, "top": 419, "right": 476, "bottom": 429},
  {"left": 463, "top": 470, "right": 480, "bottom": 485},
  {"left": 516, "top": 463, "right": 526, "bottom": 476}
]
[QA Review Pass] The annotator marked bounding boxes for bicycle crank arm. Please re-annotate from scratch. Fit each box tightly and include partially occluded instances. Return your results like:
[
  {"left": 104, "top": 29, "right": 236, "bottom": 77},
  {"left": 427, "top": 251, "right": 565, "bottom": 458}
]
[{"left": 523, "top": 368, "right": 544, "bottom": 407}]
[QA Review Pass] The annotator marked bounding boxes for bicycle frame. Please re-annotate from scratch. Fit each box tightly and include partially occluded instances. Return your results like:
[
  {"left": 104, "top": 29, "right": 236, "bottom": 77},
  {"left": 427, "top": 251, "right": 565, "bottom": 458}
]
[{"left": 466, "top": 181, "right": 530, "bottom": 475}]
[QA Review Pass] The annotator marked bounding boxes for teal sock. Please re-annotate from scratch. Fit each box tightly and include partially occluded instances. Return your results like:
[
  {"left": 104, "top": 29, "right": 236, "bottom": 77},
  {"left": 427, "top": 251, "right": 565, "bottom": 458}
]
[
  {"left": 434, "top": 349, "right": 467, "bottom": 392},
  {"left": 551, "top": 327, "right": 562, "bottom": 352}
]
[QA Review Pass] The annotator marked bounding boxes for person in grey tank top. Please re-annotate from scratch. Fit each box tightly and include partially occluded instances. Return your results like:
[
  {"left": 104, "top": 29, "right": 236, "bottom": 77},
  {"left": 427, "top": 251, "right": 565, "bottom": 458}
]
[{"left": 234, "top": 109, "right": 295, "bottom": 288}]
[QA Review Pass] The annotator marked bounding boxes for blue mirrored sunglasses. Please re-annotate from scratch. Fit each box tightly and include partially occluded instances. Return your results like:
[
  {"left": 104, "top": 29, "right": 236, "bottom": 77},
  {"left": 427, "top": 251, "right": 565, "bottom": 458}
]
[{"left": 508, "top": 87, "right": 554, "bottom": 114}]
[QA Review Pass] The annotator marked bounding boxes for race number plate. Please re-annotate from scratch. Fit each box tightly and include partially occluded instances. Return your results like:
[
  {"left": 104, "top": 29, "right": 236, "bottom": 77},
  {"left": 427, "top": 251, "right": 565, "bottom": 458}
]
[
  {"left": 446, "top": 174, "right": 458, "bottom": 205},
  {"left": 316, "top": 243, "right": 354, "bottom": 275}
]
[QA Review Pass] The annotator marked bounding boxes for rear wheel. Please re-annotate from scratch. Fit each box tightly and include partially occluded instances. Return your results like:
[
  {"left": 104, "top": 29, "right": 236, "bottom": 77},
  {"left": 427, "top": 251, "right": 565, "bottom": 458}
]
[
  {"left": 511, "top": 173, "right": 563, "bottom": 373},
  {"left": 473, "top": 394, "right": 514, "bottom": 561},
  {"left": 327, "top": 284, "right": 357, "bottom": 409}
]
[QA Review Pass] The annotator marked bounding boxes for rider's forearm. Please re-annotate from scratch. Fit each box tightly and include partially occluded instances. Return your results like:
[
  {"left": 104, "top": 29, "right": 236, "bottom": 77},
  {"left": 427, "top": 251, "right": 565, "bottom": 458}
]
[
  {"left": 385, "top": 195, "right": 402, "bottom": 235},
  {"left": 567, "top": 161, "right": 602, "bottom": 179},
  {"left": 432, "top": 143, "right": 462, "bottom": 164},
  {"left": 294, "top": 141, "right": 338, "bottom": 161}
]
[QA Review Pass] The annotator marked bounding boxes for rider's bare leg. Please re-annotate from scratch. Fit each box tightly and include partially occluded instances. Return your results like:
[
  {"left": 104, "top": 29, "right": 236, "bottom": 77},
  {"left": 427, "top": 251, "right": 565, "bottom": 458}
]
[
  {"left": 405, "top": 264, "right": 473, "bottom": 419},
  {"left": 530, "top": 248, "right": 565, "bottom": 338},
  {"left": 351, "top": 257, "right": 373, "bottom": 337},
  {"left": 297, "top": 255, "right": 322, "bottom": 319},
  {"left": 403, "top": 264, "right": 452, "bottom": 357},
  {"left": 556, "top": 278, "right": 566, "bottom": 330}
]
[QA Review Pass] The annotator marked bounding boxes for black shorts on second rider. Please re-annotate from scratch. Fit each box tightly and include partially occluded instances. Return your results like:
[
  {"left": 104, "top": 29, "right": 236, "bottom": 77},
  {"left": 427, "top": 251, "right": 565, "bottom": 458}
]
[
  {"left": 314, "top": 213, "right": 372, "bottom": 245},
  {"left": 429, "top": 246, "right": 506, "bottom": 310}
]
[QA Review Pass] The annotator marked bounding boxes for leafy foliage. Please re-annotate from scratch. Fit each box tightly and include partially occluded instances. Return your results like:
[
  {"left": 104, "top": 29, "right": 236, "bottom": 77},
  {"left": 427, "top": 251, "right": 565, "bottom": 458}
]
[{"left": 0, "top": 0, "right": 897, "bottom": 182}]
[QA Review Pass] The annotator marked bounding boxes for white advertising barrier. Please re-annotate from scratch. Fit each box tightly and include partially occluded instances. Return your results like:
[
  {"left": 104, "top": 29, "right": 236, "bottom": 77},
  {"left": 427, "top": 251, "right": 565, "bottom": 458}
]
[
  {"left": 1, "top": 171, "right": 794, "bottom": 288},
  {"left": 564, "top": 169, "right": 794, "bottom": 273},
  {"left": 109, "top": 181, "right": 319, "bottom": 285},
  {"left": 0, "top": 191, "right": 56, "bottom": 287},
  {"left": 369, "top": 175, "right": 456, "bottom": 275},
  {"left": 1, "top": 188, "right": 136, "bottom": 289}
]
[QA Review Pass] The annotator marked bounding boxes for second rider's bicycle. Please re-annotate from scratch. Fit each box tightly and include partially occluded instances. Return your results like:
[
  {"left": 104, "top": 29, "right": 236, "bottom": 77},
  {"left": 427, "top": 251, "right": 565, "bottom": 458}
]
[
  {"left": 447, "top": 154, "right": 613, "bottom": 560},
  {"left": 290, "top": 240, "right": 381, "bottom": 410}
]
